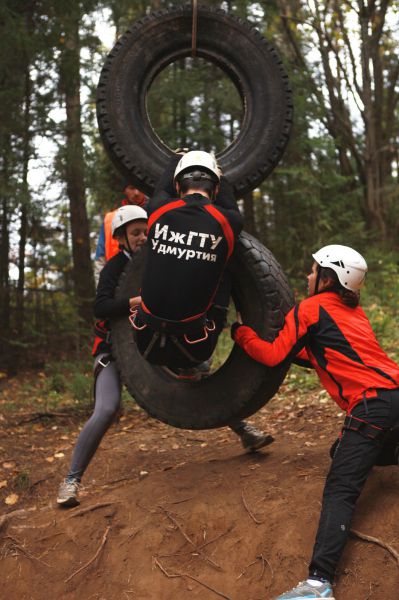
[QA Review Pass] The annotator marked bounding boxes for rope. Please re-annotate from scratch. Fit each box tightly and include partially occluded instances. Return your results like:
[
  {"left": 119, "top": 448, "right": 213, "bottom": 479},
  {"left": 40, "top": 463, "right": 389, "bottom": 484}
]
[{"left": 191, "top": 0, "right": 198, "bottom": 57}]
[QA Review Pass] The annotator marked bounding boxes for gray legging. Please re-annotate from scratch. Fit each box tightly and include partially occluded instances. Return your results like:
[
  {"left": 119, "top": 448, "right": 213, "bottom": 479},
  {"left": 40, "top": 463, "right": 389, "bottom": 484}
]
[
  {"left": 66, "top": 354, "right": 250, "bottom": 481},
  {"left": 67, "top": 354, "right": 121, "bottom": 481}
]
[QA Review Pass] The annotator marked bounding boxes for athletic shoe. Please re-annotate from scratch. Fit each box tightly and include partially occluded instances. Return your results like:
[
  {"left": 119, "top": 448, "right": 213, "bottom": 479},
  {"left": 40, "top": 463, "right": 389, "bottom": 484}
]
[
  {"left": 238, "top": 424, "right": 275, "bottom": 452},
  {"left": 57, "top": 478, "right": 81, "bottom": 507},
  {"left": 273, "top": 580, "right": 335, "bottom": 599}
]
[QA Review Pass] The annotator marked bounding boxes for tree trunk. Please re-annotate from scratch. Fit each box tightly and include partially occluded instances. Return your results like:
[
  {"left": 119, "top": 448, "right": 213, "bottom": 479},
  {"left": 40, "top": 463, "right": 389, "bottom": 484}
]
[
  {"left": 59, "top": 7, "right": 94, "bottom": 324},
  {"left": 0, "top": 136, "right": 11, "bottom": 333},
  {"left": 17, "top": 63, "right": 32, "bottom": 334}
]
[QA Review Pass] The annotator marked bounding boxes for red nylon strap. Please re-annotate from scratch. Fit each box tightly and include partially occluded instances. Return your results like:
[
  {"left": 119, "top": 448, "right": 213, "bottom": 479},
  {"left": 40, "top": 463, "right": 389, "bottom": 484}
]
[
  {"left": 148, "top": 199, "right": 186, "bottom": 230},
  {"left": 204, "top": 204, "right": 235, "bottom": 259},
  {"left": 92, "top": 336, "right": 102, "bottom": 356}
]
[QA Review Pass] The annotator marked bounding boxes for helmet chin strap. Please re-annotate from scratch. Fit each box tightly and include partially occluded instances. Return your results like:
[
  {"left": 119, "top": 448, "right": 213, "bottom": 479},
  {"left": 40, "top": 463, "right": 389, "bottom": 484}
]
[
  {"left": 121, "top": 228, "right": 134, "bottom": 255},
  {"left": 315, "top": 265, "right": 322, "bottom": 295}
]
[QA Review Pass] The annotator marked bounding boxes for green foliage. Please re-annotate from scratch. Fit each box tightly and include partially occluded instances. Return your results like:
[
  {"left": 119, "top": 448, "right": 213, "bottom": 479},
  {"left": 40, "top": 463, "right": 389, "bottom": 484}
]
[
  {"left": 14, "top": 470, "right": 31, "bottom": 491},
  {"left": 212, "top": 328, "right": 234, "bottom": 370},
  {"left": 284, "top": 364, "right": 320, "bottom": 393},
  {"left": 147, "top": 57, "right": 242, "bottom": 153},
  {"left": 44, "top": 358, "right": 93, "bottom": 405},
  {"left": 361, "top": 250, "right": 399, "bottom": 361},
  {"left": 2, "top": 0, "right": 399, "bottom": 376}
]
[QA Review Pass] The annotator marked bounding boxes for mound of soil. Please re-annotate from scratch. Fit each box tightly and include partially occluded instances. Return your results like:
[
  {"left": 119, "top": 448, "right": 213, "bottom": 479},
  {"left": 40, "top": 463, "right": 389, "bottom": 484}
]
[{"left": 1, "top": 388, "right": 398, "bottom": 600}]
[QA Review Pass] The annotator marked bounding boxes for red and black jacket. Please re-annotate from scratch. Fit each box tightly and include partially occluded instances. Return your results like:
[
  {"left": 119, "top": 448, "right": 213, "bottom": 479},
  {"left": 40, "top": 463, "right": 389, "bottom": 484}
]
[
  {"left": 140, "top": 156, "right": 243, "bottom": 323},
  {"left": 233, "top": 291, "right": 399, "bottom": 413}
]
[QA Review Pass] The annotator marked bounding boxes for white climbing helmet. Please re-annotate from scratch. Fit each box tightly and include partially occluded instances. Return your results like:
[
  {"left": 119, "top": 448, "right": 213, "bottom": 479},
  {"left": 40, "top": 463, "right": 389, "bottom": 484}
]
[
  {"left": 174, "top": 150, "right": 220, "bottom": 184},
  {"left": 111, "top": 205, "right": 147, "bottom": 238},
  {"left": 312, "top": 244, "right": 367, "bottom": 292}
]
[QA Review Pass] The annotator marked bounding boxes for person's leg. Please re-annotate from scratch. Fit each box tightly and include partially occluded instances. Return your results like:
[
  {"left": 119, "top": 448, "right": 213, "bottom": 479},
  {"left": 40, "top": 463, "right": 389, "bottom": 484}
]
[
  {"left": 273, "top": 393, "right": 398, "bottom": 599},
  {"left": 374, "top": 427, "right": 399, "bottom": 465},
  {"left": 57, "top": 354, "right": 121, "bottom": 506},
  {"left": 229, "top": 420, "right": 275, "bottom": 452},
  {"left": 309, "top": 395, "right": 394, "bottom": 583}
]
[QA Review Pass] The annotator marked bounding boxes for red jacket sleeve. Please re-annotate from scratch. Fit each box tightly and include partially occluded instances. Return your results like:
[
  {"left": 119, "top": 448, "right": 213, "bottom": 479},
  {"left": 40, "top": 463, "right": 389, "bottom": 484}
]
[{"left": 234, "top": 302, "right": 316, "bottom": 367}]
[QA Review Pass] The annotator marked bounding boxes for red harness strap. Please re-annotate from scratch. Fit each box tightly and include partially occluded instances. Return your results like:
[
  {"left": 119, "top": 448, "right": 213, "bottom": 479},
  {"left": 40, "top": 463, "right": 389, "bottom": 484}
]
[
  {"left": 343, "top": 414, "right": 386, "bottom": 441},
  {"left": 91, "top": 320, "right": 110, "bottom": 356},
  {"left": 203, "top": 204, "right": 235, "bottom": 259}
]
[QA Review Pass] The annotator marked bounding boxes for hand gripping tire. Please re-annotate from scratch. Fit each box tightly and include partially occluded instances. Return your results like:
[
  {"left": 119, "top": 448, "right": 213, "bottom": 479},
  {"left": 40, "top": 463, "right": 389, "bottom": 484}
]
[
  {"left": 111, "top": 233, "right": 294, "bottom": 430},
  {"left": 96, "top": 5, "right": 293, "bottom": 197}
]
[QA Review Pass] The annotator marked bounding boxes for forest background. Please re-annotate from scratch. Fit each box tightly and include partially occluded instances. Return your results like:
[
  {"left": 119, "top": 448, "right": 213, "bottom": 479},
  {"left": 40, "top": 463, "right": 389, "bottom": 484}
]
[{"left": 0, "top": 0, "right": 398, "bottom": 403}]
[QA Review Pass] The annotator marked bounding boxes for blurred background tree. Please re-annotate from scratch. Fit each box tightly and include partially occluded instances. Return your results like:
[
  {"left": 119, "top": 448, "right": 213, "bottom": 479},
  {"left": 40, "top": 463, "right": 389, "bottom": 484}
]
[{"left": 0, "top": 0, "right": 398, "bottom": 374}]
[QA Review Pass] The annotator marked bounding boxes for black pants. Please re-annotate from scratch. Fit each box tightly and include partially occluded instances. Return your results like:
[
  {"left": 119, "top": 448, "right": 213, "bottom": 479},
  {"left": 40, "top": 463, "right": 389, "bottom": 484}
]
[
  {"left": 309, "top": 388, "right": 399, "bottom": 583},
  {"left": 135, "top": 272, "right": 231, "bottom": 369}
]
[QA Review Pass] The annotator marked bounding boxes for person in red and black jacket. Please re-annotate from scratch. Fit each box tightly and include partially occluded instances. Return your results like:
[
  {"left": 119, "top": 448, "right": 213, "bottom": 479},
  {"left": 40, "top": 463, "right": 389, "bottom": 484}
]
[
  {"left": 132, "top": 149, "right": 273, "bottom": 453},
  {"left": 133, "top": 150, "right": 242, "bottom": 368},
  {"left": 231, "top": 244, "right": 399, "bottom": 600}
]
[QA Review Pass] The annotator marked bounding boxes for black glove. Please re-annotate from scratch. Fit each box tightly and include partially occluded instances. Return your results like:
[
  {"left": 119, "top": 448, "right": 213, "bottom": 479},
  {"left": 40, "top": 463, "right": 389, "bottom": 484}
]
[{"left": 231, "top": 322, "right": 243, "bottom": 340}]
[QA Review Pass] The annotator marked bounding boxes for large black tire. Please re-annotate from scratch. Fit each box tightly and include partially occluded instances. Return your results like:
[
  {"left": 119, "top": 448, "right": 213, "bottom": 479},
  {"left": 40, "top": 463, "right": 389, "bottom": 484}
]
[
  {"left": 96, "top": 5, "right": 293, "bottom": 197},
  {"left": 111, "top": 233, "right": 294, "bottom": 430}
]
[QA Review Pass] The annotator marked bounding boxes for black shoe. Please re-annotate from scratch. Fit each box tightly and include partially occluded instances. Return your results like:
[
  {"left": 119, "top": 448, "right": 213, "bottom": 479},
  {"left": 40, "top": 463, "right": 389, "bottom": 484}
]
[{"left": 238, "top": 424, "right": 275, "bottom": 453}]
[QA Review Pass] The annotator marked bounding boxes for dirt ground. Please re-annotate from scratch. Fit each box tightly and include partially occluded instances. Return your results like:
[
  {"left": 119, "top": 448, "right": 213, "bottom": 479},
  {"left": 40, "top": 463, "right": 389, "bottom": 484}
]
[{"left": 1, "top": 375, "right": 399, "bottom": 600}]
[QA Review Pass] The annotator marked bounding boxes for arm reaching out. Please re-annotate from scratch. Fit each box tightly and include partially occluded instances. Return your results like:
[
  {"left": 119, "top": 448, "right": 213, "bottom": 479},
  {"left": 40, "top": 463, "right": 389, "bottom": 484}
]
[{"left": 231, "top": 303, "right": 314, "bottom": 367}]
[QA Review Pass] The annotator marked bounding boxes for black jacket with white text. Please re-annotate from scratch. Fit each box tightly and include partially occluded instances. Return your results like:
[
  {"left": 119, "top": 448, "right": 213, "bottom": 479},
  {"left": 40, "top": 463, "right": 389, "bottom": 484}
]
[{"left": 140, "top": 156, "right": 243, "bottom": 322}]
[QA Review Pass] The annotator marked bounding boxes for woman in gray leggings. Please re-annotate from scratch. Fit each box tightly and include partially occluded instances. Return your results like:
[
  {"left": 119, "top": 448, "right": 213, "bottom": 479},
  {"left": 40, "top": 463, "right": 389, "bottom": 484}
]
[
  {"left": 57, "top": 205, "right": 273, "bottom": 507},
  {"left": 57, "top": 205, "right": 148, "bottom": 507}
]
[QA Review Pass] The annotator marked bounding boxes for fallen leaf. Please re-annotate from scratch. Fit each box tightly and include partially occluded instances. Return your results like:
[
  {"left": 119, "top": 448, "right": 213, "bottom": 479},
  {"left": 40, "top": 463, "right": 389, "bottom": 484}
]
[
  {"left": 45, "top": 457, "right": 55, "bottom": 463},
  {"left": 139, "top": 470, "right": 149, "bottom": 479},
  {"left": 5, "top": 493, "right": 19, "bottom": 505},
  {"left": 0, "top": 480, "right": 7, "bottom": 488},
  {"left": 2, "top": 462, "right": 16, "bottom": 469},
  {"left": 54, "top": 452, "right": 64, "bottom": 458}
]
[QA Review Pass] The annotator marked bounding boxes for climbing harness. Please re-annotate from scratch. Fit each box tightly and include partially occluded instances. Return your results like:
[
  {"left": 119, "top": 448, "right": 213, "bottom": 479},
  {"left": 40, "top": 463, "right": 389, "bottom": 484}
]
[{"left": 343, "top": 414, "right": 386, "bottom": 441}]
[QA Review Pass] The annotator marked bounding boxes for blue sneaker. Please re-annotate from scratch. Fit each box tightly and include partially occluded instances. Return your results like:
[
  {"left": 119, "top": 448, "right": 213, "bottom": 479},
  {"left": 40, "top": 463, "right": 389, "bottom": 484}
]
[{"left": 274, "top": 580, "right": 335, "bottom": 599}]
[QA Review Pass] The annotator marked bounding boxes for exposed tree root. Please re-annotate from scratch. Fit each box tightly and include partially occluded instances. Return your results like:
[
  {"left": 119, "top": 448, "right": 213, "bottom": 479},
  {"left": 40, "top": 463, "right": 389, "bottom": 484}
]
[
  {"left": 351, "top": 529, "right": 399, "bottom": 566},
  {"left": 159, "top": 506, "right": 222, "bottom": 571},
  {"left": 241, "top": 490, "right": 263, "bottom": 525},
  {"left": 154, "top": 557, "right": 232, "bottom": 600},
  {"left": 64, "top": 525, "right": 110, "bottom": 583}
]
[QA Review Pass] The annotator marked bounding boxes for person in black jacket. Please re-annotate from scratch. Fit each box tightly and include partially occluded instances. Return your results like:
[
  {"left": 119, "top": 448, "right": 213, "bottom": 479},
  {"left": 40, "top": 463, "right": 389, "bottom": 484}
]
[
  {"left": 132, "top": 150, "right": 242, "bottom": 368},
  {"left": 131, "top": 150, "right": 273, "bottom": 453},
  {"left": 57, "top": 205, "right": 147, "bottom": 507}
]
